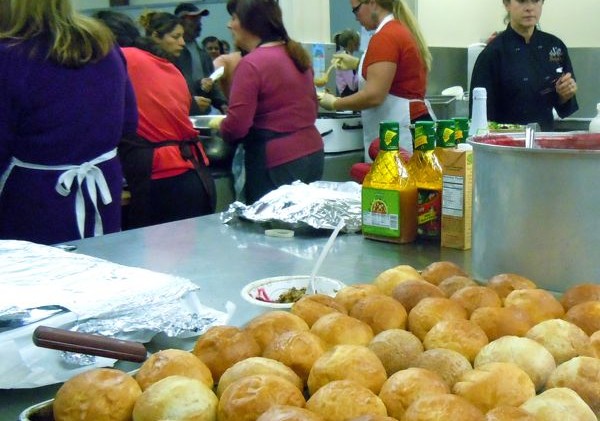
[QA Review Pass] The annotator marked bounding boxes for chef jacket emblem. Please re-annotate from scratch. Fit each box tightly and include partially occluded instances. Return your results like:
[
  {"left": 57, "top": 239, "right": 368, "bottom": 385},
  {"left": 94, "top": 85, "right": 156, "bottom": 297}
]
[{"left": 549, "top": 46, "right": 563, "bottom": 64}]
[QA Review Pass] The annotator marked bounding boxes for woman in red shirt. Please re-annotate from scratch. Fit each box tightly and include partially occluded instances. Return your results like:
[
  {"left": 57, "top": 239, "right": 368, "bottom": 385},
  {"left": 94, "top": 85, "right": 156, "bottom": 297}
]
[
  {"left": 319, "top": 0, "right": 432, "bottom": 160},
  {"left": 111, "top": 11, "right": 216, "bottom": 228}
]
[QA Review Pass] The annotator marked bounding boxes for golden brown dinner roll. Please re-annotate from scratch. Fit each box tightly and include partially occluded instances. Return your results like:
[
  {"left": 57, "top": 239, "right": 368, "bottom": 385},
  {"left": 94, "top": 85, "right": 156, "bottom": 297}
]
[
  {"left": 484, "top": 406, "right": 538, "bottom": 421},
  {"left": 134, "top": 348, "right": 213, "bottom": 391},
  {"left": 486, "top": 273, "right": 537, "bottom": 301},
  {"left": 564, "top": 300, "right": 600, "bottom": 336},
  {"left": 470, "top": 306, "right": 533, "bottom": 341},
  {"left": 545, "top": 356, "right": 600, "bottom": 417},
  {"left": 262, "top": 330, "right": 325, "bottom": 383},
  {"left": 132, "top": 375, "right": 217, "bottom": 421},
  {"left": 245, "top": 311, "right": 310, "bottom": 351},
  {"left": 53, "top": 368, "right": 141, "bottom": 421},
  {"left": 216, "top": 357, "right": 303, "bottom": 397},
  {"left": 192, "top": 325, "right": 261, "bottom": 381},
  {"left": 474, "top": 336, "right": 556, "bottom": 391},
  {"left": 306, "top": 380, "right": 388, "bottom": 421},
  {"left": 350, "top": 294, "right": 408, "bottom": 334},
  {"left": 391, "top": 279, "right": 445, "bottom": 312},
  {"left": 560, "top": 283, "right": 600, "bottom": 310},
  {"left": 368, "top": 329, "right": 424, "bottom": 376},
  {"left": 504, "top": 289, "right": 564, "bottom": 325},
  {"left": 346, "top": 416, "right": 398, "bottom": 421},
  {"left": 450, "top": 286, "right": 501, "bottom": 317},
  {"left": 291, "top": 294, "right": 347, "bottom": 327},
  {"left": 373, "top": 264, "right": 423, "bottom": 296},
  {"left": 403, "top": 393, "right": 485, "bottom": 421},
  {"left": 589, "top": 330, "right": 600, "bottom": 358},
  {"left": 422, "top": 319, "right": 488, "bottom": 362},
  {"left": 407, "top": 297, "right": 468, "bottom": 341},
  {"left": 334, "top": 284, "right": 382, "bottom": 312},
  {"left": 420, "top": 261, "right": 468, "bottom": 286},
  {"left": 525, "top": 319, "right": 591, "bottom": 364},
  {"left": 310, "top": 312, "right": 373, "bottom": 349},
  {"left": 413, "top": 348, "right": 472, "bottom": 388},
  {"left": 438, "top": 275, "right": 478, "bottom": 297},
  {"left": 217, "top": 374, "right": 305, "bottom": 421},
  {"left": 307, "top": 344, "right": 387, "bottom": 395},
  {"left": 256, "top": 405, "right": 325, "bottom": 421},
  {"left": 379, "top": 367, "right": 450, "bottom": 420},
  {"left": 452, "top": 362, "right": 536, "bottom": 413},
  {"left": 520, "top": 387, "right": 596, "bottom": 421}
]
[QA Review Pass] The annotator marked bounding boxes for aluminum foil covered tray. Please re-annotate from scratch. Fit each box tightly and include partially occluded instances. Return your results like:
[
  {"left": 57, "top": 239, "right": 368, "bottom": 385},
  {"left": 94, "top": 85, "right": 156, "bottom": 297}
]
[{"left": 221, "top": 181, "right": 362, "bottom": 233}]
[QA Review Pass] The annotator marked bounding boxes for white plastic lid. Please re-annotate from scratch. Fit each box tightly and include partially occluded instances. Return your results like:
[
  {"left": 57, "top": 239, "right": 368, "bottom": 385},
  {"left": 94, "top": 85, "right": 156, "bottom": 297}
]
[{"left": 473, "top": 87, "right": 487, "bottom": 99}]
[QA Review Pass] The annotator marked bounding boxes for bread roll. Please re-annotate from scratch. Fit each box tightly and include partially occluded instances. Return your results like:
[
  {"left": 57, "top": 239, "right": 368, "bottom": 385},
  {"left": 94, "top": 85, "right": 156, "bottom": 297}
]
[
  {"left": 53, "top": 368, "right": 141, "bottom": 421},
  {"left": 368, "top": 329, "right": 424, "bottom": 376},
  {"left": 291, "top": 294, "right": 347, "bottom": 327},
  {"left": 403, "top": 393, "right": 485, "bottom": 421},
  {"left": 413, "top": 348, "right": 472, "bottom": 388},
  {"left": 350, "top": 294, "right": 408, "bottom": 334},
  {"left": 470, "top": 306, "right": 533, "bottom": 341},
  {"left": 450, "top": 286, "right": 501, "bottom": 317},
  {"left": 346, "top": 416, "right": 397, "bottom": 421},
  {"left": 245, "top": 311, "right": 310, "bottom": 351},
  {"left": 306, "top": 380, "right": 388, "bottom": 421},
  {"left": 373, "top": 265, "right": 423, "bottom": 296},
  {"left": 420, "top": 261, "right": 468, "bottom": 286},
  {"left": 525, "top": 319, "right": 591, "bottom": 364},
  {"left": 423, "top": 319, "right": 488, "bottom": 362},
  {"left": 564, "top": 300, "right": 600, "bottom": 336},
  {"left": 135, "top": 348, "right": 213, "bottom": 391},
  {"left": 307, "top": 344, "right": 387, "bottom": 395},
  {"left": 407, "top": 297, "right": 468, "bottom": 341},
  {"left": 216, "top": 357, "right": 303, "bottom": 397},
  {"left": 310, "top": 312, "right": 373, "bottom": 349},
  {"left": 391, "top": 279, "right": 445, "bottom": 312},
  {"left": 452, "top": 362, "right": 535, "bottom": 413},
  {"left": 438, "top": 275, "right": 478, "bottom": 297},
  {"left": 545, "top": 356, "right": 600, "bottom": 417},
  {"left": 192, "top": 325, "right": 261, "bottom": 381},
  {"left": 132, "top": 375, "right": 217, "bottom": 421},
  {"left": 486, "top": 273, "right": 537, "bottom": 301},
  {"left": 334, "top": 284, "right": 382, "bottom": 312},
  {"left": 379, "top": 367, "right": 450, "bottom": 420},
  {"left": 217, "top": 374, "right": 305, "bottom": 421},
  {"left": 520, "top": 387, "right": 596, "bottom": 421},
  {"left": 589, "top": 330, "right": 600, "bottom": 358},
  {"left": 256, "top": 405, "right": 325, "bottom": 421},
  {"left": 503, "top": 289, "right": 564, "bottom": 325},
  {"left": 474, "top": 336, "right": 556, "bottom": 391},
  {"left": 262, "top": 330, "right": 325, "bottom": 383},
  {"left": 561, "top": 283, "right": 600, "bottom": 310},
  {"left": 484, "top": 406, "right": 538, "bottom": 421}
]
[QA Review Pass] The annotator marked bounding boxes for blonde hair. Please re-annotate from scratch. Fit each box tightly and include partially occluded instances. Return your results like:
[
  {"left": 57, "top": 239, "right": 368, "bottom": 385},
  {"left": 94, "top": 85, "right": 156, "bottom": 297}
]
[
  {"left": 0, "top": 0, "right": 114, "bottom": 68},
  {"left": 375, "top": 0, "right": 432, "bottom": 72}
]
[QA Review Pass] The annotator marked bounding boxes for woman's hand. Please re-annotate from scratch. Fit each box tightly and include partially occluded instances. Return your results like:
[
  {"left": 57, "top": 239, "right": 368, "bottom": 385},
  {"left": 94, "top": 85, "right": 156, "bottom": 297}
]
[
  {"left": 194, "top": 96, "right": 212, "bottom": 113},
  {"left": 200, "top": 77, "right": 214, "bottom": 93},
  {"left": 319, "top": 93, "right": 339, "bottom": 111},
  {"left": 556, "top": 72, "right": 577, "bottom": 104},
  {"left": 332, "top": 53, "right": 359, "bottom": 71}
]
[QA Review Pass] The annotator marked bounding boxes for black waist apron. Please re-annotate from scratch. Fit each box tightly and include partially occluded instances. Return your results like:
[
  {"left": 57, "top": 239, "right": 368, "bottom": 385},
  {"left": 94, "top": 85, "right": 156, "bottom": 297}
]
[{"left": 119, "top": 135, "right": 216, "bottom": 227}]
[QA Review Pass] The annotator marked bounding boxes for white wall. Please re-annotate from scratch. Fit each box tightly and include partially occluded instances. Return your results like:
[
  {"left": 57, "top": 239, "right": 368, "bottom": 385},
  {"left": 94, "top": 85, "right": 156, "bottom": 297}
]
[
  {"left": 280, "top": 0, "right": 331, "bottom": 43},
  {"left": 418, "top": 0, "right": 600, "bottom": 48}
]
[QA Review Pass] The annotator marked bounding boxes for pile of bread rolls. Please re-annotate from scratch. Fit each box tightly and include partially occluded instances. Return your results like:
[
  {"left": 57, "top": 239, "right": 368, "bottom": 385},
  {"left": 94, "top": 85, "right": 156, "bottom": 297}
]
[{"left": 51, "top": 261, "right": 600, "bottom": 421}]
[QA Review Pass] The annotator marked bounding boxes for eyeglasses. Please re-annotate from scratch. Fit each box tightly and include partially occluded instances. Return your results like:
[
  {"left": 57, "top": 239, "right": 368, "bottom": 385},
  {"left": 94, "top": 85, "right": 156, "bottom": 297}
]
[{"left": 351, "top": 2, "right": 364, "bottom": 15}]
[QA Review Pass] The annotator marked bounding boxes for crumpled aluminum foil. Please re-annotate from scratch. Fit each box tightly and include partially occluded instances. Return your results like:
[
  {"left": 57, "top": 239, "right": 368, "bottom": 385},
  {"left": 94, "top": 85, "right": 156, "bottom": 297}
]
[{"left": 221, "top": 181, "right": 362, "bottom": 233}]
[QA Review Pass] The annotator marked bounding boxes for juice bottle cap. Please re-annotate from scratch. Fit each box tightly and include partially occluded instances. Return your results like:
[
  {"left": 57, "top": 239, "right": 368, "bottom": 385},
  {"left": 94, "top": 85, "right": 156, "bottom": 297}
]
[{"left": 472, "top": 87, "right": 487, "bottom": 99}]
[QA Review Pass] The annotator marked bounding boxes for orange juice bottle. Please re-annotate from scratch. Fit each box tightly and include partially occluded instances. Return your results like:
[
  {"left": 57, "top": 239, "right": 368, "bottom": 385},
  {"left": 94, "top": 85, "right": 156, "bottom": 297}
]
[
  {"left": 408, "top": 121, "right": 443, "bottom": 241},
  {"left": 362, "top": 121, "right": 417, "bottom": 244}
]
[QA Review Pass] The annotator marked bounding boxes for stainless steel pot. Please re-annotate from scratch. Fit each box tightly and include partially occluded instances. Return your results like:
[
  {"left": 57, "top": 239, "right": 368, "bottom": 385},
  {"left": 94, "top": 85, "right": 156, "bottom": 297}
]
[
  {"left": 470, "top": 133, "right": 600, "bottom": 293},
  {"left": 190, "top": 115, "right": 235, "bottom": 166}
]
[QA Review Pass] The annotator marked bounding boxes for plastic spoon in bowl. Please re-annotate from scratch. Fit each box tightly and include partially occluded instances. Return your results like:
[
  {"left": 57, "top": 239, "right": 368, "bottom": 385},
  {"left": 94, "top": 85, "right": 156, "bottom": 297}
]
[{"left": 308, "top": 219, "right": 345, "bottom": 294}]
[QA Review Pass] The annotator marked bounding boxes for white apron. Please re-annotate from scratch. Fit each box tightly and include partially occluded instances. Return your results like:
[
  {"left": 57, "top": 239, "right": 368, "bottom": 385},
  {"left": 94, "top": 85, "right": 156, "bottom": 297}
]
[{"left": 359, "top": 15, "right": 435, "bottom": 162}]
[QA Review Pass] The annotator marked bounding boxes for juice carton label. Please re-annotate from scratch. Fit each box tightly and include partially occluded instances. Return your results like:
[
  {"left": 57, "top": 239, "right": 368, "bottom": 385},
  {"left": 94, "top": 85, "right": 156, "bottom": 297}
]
[
  {"left": 362, "top": 187, "right": 400, "bottom": 238},
  {"left": 417, "top": 188, "right": 441, "bottom": 238}
]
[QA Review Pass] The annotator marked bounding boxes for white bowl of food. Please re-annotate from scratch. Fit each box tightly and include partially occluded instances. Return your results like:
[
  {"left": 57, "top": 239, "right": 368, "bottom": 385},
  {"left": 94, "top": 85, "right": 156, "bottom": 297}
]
[{"left": 241, "top": 275, "right": 346, "bottom": 309}]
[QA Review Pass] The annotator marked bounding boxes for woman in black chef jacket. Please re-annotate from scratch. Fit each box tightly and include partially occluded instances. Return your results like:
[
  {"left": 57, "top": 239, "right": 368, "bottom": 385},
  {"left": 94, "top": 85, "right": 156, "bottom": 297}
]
[{"left": 470, "top": 0, "right": 578, "bottom": 131}]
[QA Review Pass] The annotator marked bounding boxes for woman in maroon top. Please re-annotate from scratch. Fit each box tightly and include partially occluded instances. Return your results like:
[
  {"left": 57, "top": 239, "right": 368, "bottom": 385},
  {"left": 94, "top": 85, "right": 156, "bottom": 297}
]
[{"left": 215, "top": 0, "right": 324, "bottom": 204}]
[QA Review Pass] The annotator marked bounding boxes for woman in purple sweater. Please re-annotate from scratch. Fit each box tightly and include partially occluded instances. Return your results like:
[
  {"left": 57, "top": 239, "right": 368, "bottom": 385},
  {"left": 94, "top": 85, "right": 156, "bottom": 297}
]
[
  {"left": 216, "top": 0, "right": 324, "bottom": 204},
  {"left": 0, "top": 0, "right": 138, "bottom": 245}
]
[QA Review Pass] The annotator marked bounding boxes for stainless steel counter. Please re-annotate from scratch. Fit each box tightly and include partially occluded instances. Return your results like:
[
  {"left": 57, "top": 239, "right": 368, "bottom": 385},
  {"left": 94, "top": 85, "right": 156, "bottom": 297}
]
[{"left": 1, "top": 213, "right": 470, "bottom": 420}]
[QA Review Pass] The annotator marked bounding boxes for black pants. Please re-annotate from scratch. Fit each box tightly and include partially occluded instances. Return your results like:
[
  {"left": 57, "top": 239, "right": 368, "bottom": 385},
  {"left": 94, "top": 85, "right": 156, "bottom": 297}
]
[{"left": 147, "top": 170, "right": 213, "bottom": 226}]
